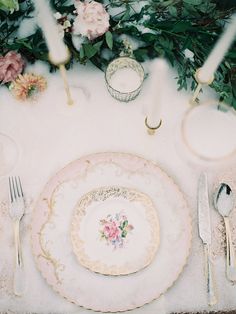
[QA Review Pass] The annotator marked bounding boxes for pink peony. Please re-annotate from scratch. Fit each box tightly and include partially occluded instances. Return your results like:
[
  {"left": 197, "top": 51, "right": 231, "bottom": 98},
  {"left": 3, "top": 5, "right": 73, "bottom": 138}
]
[
  {"left": 73, "top": 0, "right": 110, "bottom": 40},
  {"left": 0, "top": 51, "right": 25, "bottom": 84}
]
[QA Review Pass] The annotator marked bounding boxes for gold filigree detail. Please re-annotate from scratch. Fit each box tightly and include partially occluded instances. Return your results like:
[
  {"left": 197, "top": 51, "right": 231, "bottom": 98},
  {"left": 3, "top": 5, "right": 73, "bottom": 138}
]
[
  {"left": 36, "top": 163, "right": 102, "bottom": 284},
  {"left": 38, "top": 197, "right": 64, "bottom": 283},
  {"left": 71, "top": 186, "right": 160, "bottom": 276}
]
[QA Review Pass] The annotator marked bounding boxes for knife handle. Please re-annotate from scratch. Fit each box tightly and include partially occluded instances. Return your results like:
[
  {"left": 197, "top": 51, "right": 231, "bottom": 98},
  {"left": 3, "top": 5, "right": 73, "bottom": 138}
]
[{"left": 204, "top": 244, "right": 217, "bottom": 306}]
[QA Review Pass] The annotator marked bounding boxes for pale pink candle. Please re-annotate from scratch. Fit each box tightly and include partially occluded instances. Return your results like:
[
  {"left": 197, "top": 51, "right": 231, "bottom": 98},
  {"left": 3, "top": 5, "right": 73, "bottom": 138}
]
[
  {"left": 146, "top": 59, "right": 168, "bottom": 128},
  {"left": 34, "top": 0, "right": 69, "bottom": 65},
  {"left": 198, "top": 14, "right": 236, "bottom": 83}
]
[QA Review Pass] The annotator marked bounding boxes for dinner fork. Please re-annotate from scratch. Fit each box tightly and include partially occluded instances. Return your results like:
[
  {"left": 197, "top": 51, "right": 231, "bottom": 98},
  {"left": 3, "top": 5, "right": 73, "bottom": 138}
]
[{"left": 9, "top": 176, "right": 25, "bottom": 296}]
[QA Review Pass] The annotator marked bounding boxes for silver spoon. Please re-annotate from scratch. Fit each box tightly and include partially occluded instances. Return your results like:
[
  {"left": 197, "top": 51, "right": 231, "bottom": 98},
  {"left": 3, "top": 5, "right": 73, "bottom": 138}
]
[{"left": 214, "top": 183, "right": 236, "bottom": 282}]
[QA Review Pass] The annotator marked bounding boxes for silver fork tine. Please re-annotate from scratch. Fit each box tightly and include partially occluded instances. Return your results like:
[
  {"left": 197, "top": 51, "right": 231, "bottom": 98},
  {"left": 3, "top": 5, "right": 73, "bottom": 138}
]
[
  {"left": 12, "top": 176, "right": 17, "bottom": 200},
  {"left": 13, "top": 177, "right": 17, "bottom": 197},
  {"left": 10, "top": 177, "right": 15, "bottom": 201},
  {"left": 15, "top": 177, "right": 20, "bottom": 197},
  {"left": 9, "top": 177, "right": 13, "bottom": 203},
  {"left": 18, "top": 177, "right": 24, "bottom": 197}
]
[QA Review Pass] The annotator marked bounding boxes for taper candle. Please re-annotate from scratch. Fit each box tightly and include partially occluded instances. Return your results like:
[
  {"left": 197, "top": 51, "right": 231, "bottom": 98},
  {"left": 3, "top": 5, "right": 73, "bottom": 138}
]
[
  {"left": 198, "top": 14, "right": 236, "bottom": 83},
  {"left": 146, "top": 59, "right": 167, "bottom": 128},
  {"left": 34, "top": 0, "right": 69, "bottom": 65}
]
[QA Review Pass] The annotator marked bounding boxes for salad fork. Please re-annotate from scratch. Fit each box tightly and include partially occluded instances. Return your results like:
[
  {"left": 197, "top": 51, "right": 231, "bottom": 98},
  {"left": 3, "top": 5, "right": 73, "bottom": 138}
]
[{"left": 9, "top": 176, "right": 25, "bottom": 296}]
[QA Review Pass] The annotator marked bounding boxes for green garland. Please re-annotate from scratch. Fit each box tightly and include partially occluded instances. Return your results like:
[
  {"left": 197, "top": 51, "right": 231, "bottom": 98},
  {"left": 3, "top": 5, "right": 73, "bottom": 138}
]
[{"left": 0, "top": 0, "right": 236, "bottom": 107}]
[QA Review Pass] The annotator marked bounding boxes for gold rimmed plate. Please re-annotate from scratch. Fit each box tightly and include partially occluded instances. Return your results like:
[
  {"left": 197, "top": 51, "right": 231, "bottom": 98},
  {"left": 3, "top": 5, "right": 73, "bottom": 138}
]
[
  {"left": 31, "top": 152, "right": 192, "bottom": 312},
  {"left": 71, "top": 186, "right": 160, "bottom": 276}
]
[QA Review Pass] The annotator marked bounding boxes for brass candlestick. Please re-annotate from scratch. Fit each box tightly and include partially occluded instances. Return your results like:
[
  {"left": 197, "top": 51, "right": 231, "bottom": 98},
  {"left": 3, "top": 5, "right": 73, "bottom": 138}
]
[
  {"left": 145, "top": 117, "right": 162, "bottom": 135},
  {"left": 59, "top": 64, "right": 74, "bottom": 106},
  {"left": 49, "top": 48, "right": 74, "bottom": 106},
  {"left": 190, "top": 68, "right": 214, "bottom": 104}
]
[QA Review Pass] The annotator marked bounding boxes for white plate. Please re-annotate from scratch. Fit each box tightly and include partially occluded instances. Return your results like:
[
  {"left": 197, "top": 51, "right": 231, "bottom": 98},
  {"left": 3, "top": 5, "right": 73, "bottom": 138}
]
[
  {"left": 71, "top": 186, "right": 160, "bottom": 275},
  {"left": 181, "top": 101, "right": 236, "bottom": 161},
  {"left": 31, "top": 152, "right": 192, "bottom": 312}
]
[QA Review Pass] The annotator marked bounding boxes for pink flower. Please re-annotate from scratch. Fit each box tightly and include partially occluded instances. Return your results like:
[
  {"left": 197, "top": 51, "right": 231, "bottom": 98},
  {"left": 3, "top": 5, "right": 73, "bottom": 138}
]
[
  {"left": 103, "top": 221, "right": 120, "bottom": 240},
  {"left": 0, "top": 51, "right": 25, "bottom": 84},
  {"left": 73, "top": 0, "right": 110, "bottom": 40}
]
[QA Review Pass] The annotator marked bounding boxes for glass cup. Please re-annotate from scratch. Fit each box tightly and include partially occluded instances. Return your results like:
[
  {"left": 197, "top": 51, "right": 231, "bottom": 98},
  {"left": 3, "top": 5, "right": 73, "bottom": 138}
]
[{"left": 105, "top": 56, "right": 145, "bottom": 102}]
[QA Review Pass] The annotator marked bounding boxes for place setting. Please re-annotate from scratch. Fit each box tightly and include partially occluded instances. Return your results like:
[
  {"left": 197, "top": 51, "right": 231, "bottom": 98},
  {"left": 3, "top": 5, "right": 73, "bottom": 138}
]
[
  {"left": 31, "top": 152, "right": 192, "bottom": 312},
  {"left": 0, "top": 0, "right": 236, "bottom": 313}
]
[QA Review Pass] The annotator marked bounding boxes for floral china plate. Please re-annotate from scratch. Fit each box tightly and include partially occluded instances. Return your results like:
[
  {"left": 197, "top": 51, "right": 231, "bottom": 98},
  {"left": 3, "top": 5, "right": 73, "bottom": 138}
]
[
  {"left": 31, "top": 152, "right": 192, "bottom": 312},
  {"left": 71, "top": 186, "right": 160, "bottom": 275}
]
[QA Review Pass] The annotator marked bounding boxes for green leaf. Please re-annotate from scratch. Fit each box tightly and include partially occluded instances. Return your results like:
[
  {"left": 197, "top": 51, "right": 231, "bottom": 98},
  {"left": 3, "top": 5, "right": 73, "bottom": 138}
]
[
  {"left": 183, "top": 0, "right": 202, "bottom": 5},
  {"left": 83, "top": 43, "right": 98, "bottom": 58},
  {"left": 225, "top": 61, "right": 231, "bottom": 69},
  {"left": 172, "top": 21, "right": 192, "bottom": 33},
  {"left": 182, "top": 36, "right": 191, "bottom": 50},
  {"left": 0, "top": 0, "right": 19, "bottom": 11},
  {"left": 55, "top": 5, "right": 75, "bottom": 14},
  {"left": 133, "top": 48, "right": 148, "bottom": 62},
  {"left": 82, "top": 41, "right": 103, "bottom": 59},
  {"left": 122, "top": 230, "right": 127, "bottom": 238},
  {"left": 105, "top": 31, "right": 113, "bottom": 50},
  {"left": 149, "top": 20, "right": 173, "bottom": 30},
  {"left": 198, "top": 3, "right": 213, "bottom": 13},
  {"left": 93, "top": 40, "right": 103, "bottom": 51},
  {"left": 158, "top": 36, "right": 173, "bottom": 50},
  {"left": 141, "top": 33, "right": 157, "bottom": 43},
  {"left": 80, "top": 46, "right": 85, "bottom": 59},
  {"left": 168, "top": 6, "right": 177, "bottom": 17},
  {"left": 122, "top": 220, "right": 128, "bottom": 228},
  {"left": 121, "top": 6, "right": 131, "bottom": 21},
  {"left": 154, "top": 41, "right": 165, "bottom": 55},
  {"left": 15, "top": 39, "right": 32, "bottom": 49}
]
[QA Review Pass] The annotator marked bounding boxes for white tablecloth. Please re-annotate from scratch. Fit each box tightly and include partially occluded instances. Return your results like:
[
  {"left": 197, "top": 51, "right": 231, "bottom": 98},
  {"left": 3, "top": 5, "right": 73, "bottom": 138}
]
[{"left": 0, "top": 61, "right": 235, "bottom": 314}]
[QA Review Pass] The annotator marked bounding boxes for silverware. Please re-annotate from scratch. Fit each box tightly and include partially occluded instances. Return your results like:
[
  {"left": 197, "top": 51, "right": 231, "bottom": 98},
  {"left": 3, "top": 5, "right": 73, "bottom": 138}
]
[
  {"left": 198, "top": 173, "right": 217, "bottom": 306},
  {"left": 9, "top": 176, "right": 25, "bottom": 296},
  {"left": 214, "top": 183, "right": 236, "bottom": 281}
]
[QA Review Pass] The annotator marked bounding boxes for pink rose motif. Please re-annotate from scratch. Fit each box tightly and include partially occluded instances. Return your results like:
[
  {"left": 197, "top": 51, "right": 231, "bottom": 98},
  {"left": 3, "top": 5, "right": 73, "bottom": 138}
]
[
  {"left": 0, "top": 51, "right": 25, "bottom": 84},
  {"left": 104, "top": 221, "right": 120, "bottom": 241},
  {"left": 99, "top": 212, "right": 134, "bottom": 249},
  {"left": 73, "top": 0, "right": 110, "bottom": 40}
]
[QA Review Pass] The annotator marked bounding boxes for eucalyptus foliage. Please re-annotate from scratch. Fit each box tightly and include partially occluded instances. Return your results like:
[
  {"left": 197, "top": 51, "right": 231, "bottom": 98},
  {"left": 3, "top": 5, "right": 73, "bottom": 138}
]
[
  {"left": 0, "top": 0, "right": 19, "bottom": 11},
  {"left": 0, "top": 0, "right": 235, "bottom": 107}
]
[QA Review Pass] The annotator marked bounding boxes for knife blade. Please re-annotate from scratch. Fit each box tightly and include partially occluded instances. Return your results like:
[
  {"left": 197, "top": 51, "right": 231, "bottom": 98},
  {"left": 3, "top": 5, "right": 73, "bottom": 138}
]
[
  {"left": 198, "top": 172, "right": 217, "bottom": 306},
  {"left": 198, "top": 172, "right": 211, "bottom": 245}
]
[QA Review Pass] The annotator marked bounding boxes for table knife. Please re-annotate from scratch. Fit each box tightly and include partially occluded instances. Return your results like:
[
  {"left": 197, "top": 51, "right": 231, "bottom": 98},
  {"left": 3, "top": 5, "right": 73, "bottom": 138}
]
[{"left": 198, "top": 172, "right": 217, "bottom": 306}]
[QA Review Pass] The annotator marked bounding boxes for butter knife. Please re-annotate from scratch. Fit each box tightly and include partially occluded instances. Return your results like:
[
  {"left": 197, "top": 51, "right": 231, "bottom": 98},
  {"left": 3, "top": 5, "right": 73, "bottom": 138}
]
[{"left": 198, "top": 173, "right": 217, "bottom": 306}]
